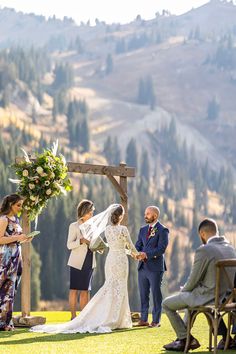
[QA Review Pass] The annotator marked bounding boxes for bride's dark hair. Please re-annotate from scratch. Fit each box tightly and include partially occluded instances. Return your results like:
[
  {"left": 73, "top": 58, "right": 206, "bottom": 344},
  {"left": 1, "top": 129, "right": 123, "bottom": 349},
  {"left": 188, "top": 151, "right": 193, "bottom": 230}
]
[{"left": 110, "top": 205, "right": 124, "bottom": 225}]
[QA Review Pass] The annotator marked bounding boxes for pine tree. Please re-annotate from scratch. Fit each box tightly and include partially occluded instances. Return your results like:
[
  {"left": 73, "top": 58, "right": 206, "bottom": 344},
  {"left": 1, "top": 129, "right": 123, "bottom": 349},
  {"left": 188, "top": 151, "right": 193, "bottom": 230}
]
[
  {"left": 140, "top": 149, "right": 150, "bottom": 181},
  {"left": 105, "top": 54, "right": 113, "bottom": 75},
  {"left": 126, "top": 138, "right": 138, "bottom": 169},
  {"left": 207, "top": 97, "right": 220, "bottom": 120},
  {"left": 169, "top": 236, "right": 180, "bottom": 288},
  {"left": 103, "top": 136, "right": 113, "bottom": 163},
  {"left": 190, "top": 207, "right": 200, "bottom": 250},
  {"left": 113, "top": 137, "right": 121, "bottom": 165},
  {"left": 81, "top": 118, "right": 90, "bottom": 152}
]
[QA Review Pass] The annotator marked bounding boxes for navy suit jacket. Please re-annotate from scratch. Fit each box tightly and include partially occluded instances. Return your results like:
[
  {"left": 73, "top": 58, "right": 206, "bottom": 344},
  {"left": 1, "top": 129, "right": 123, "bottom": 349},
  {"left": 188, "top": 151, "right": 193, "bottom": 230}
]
[{"left": 135, "top": 221, "right": 169, "bottom": 272}]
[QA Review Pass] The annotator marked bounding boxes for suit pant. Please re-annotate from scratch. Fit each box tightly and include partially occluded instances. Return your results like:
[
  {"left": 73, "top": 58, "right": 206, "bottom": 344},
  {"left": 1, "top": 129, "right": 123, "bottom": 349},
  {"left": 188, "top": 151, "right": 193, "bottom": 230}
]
[
  {"left": 138, "top": 265, "right": 163, "bottom": 323},
  {"left": 162, "top": 293, "right": 190, "bottom": 340}
]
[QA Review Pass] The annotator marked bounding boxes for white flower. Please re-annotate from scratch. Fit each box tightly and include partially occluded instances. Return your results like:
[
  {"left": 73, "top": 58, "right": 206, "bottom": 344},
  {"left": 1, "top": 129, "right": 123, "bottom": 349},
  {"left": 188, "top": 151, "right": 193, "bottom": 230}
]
[
  {"left": 30, "top": 195, "right": 36, "bottom": 201},
  {"left": 46, "top": 189, "right": 52, "bottom": 195},
  {"left": 50, "top": 172, "right": 55, "bottom": 179},
  {"left": 29, "top": 183, "right": 35, "bottom": 190},
  {"left": 45, "top": 181, "right": 50, "bottom": 186},
  {"left": 23, "top": 170, "right": 29, "bottom": 177},
  {"left": 36, "top": 166, "right": 44, "bottom": 175}
]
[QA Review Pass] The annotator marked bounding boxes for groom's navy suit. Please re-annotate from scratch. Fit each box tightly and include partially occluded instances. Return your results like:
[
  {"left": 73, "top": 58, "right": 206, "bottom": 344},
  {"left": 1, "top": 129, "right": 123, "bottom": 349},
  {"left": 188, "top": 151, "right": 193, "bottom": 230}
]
[{"left": 136, "top": 221, "right": 169, "bottom": 324}]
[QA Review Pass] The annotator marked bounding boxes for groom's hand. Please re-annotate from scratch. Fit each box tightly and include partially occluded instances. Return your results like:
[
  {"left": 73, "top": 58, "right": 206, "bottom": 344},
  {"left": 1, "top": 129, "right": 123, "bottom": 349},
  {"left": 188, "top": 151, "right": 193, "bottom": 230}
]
[{"left": 137, "top": 252, "right": 147, "bottom": 261}]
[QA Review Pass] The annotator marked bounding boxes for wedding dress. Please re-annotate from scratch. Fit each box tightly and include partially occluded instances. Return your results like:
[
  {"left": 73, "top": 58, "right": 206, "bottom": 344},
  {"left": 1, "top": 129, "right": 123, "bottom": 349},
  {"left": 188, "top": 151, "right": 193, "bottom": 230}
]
[{"left": 30, "top": 225, "right": 138, "bottom": 334}]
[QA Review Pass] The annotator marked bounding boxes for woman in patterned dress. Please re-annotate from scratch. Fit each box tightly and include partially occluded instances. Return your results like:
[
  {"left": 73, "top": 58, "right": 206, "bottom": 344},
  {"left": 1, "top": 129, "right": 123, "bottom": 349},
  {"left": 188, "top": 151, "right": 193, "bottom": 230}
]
[{"left": 0, "top": 194, "right": 29, "bottom": 331}]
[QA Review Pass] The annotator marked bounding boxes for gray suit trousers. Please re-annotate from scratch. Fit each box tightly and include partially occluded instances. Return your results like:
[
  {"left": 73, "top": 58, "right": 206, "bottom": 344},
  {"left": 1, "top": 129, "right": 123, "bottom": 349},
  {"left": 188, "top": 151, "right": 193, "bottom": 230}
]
[{"left": 162, "top": 293, "right": 189, "bottom": 340}]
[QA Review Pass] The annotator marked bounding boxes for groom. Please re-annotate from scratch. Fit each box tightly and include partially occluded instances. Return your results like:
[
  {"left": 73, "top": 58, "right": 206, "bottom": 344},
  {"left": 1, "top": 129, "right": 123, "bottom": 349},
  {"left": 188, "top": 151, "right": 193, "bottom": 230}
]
[{"left": 136, "top": 206, "right": 169, "bottom": 327}]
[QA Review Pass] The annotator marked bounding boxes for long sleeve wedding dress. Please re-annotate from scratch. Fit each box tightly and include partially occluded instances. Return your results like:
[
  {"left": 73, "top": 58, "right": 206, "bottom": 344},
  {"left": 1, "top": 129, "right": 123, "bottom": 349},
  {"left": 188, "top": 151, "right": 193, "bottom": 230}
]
[{"left": 31, "top": 225, "right": 137, "bottom": 334}]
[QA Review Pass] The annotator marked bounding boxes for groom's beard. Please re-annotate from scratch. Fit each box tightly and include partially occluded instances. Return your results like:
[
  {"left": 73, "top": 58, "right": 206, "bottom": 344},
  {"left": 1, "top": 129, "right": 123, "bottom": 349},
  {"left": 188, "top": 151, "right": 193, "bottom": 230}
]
[{"left": 145, "top": 216, "right": 156, "bottom": 224}]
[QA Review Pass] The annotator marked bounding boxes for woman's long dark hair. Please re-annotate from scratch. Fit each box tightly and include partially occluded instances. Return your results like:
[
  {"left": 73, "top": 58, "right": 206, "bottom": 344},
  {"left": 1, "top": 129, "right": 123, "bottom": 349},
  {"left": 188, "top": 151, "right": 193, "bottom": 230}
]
[
  {"left": 77, "top": 199, "right": 94, "bottom": 219},
  {"left": 0, "top": 194, "right": 23, "bottom": 216},
  {"left": 111, "top": 205, "right": 124, "bottom": 225}
]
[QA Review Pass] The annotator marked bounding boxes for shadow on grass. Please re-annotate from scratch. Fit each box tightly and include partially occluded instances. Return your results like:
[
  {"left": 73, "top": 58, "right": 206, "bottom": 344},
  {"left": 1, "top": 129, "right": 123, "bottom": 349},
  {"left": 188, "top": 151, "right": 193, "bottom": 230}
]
[{"left": 0, "top": 326, "right": 145, "bottom": 345}]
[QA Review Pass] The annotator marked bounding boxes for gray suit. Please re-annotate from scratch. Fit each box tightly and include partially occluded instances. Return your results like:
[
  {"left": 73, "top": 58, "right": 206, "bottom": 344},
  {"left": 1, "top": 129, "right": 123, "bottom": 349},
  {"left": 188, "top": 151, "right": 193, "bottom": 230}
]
[{"left": 163, "top": 236, "right": 236, "bottom": 339}]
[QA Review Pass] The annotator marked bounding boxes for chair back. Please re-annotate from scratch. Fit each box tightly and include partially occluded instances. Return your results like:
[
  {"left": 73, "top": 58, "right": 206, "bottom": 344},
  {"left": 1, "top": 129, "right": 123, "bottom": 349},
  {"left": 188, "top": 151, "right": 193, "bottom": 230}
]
[{"left": 215, "top": 259, "right": 236, "bottom": 310}]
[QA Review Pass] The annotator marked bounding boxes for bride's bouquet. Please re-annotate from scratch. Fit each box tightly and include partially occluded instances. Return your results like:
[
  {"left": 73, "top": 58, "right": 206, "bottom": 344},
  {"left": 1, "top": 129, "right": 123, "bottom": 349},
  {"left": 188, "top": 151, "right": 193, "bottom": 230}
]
[{"left": 89, "top": 235, "right": 108, "bottom": 253}]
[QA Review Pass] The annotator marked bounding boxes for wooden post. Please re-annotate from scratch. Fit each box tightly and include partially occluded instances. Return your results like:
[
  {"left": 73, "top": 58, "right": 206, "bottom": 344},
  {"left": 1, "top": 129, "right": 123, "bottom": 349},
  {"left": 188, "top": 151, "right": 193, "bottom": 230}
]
[
  {"left": 119, "top": 163, "right": 128, "bottom": 226},
  {"left": 13, "top": 211, "right": 46, "bottom": 327},
  {"left": 21, "top": 211, "right": 31, "bottom": 317}
]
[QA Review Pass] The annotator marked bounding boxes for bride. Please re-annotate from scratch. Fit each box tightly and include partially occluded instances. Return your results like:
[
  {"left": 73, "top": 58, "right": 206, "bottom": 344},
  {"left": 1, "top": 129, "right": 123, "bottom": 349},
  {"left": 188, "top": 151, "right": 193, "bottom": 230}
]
[{"left": 31, "top": 204, "right": 139, "bottom": 334}]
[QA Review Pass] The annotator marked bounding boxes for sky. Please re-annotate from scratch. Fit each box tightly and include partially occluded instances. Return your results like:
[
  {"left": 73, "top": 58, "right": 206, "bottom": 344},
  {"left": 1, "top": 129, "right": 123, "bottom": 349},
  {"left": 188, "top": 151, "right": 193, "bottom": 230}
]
[{"left": 0, "top": 0, "right": 210, "bottom": 24}]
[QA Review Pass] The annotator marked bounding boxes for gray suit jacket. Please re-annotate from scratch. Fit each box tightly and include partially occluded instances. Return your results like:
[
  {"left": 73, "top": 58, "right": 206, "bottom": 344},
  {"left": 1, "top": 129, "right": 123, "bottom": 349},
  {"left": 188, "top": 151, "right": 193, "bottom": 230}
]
[{"left": 180, "top": 236, "right": 236, "bottom": 307}]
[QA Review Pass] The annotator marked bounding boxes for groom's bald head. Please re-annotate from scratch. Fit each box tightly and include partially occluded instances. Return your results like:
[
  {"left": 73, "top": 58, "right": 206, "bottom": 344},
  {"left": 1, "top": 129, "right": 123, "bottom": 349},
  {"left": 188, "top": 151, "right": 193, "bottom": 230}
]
[{"left": 145, "top": 206, "right": 160, "bottom": 224}]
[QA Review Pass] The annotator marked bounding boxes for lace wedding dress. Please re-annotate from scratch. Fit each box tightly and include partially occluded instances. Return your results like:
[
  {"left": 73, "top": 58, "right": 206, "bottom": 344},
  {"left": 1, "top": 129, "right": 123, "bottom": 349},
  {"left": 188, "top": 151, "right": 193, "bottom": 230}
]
[{"left": 31, "top": 225, "right": 138, "bottom": 334}]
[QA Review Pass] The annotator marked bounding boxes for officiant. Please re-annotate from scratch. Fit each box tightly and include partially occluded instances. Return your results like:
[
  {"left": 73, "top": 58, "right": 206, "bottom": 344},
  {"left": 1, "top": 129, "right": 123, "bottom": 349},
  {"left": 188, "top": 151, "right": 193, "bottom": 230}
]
[{"left": 67, "top": 199, "right": 96, "bottom": 320}]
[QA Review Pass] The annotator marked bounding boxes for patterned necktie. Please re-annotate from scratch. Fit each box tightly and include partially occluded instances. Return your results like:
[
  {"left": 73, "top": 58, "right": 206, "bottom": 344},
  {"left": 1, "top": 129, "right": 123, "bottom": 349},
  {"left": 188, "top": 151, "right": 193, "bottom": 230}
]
[{"left": 146, "top": 226, "right": 152, "bottom": 240}]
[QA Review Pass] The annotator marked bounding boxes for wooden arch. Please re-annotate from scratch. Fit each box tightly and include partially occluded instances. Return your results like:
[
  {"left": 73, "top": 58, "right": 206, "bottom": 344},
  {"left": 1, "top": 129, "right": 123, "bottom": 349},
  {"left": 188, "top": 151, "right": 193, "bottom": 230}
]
[{"left": 16, "top": 158, "right": 135, "bottom": 320}]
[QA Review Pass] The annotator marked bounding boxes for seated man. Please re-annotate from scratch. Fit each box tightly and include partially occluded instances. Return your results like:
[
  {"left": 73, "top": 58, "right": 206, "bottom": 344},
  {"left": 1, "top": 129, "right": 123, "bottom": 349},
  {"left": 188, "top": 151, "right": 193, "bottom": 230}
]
[{"left": 163, "top": 218, "right": 236, "bottom": 351}]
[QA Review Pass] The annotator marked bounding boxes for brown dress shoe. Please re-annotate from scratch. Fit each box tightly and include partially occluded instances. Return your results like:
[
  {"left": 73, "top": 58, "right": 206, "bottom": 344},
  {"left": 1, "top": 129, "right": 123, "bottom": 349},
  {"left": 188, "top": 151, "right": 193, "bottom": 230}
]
[
  {"left": 163, "top": 339, "right": 186, "bottom": 351},
  {"left": 149, "top": 322, "right": 161, "bottom": 327},
  {"left": 163, "top": 337, "right": 200, "bottom": 351},
  {"left": 188, "top": 337, "right": 200, "bottom": 350},
  {"left": 136, "top": 320, "right": 149, "bottom": 327}
]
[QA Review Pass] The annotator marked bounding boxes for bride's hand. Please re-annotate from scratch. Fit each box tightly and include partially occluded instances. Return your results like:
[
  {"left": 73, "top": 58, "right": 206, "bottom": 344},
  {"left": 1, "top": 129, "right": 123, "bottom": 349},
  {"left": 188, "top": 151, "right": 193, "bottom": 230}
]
[
  {"left": 131, "top": 252, "right": 139, "bottom": 260},
  {"left": 80, "top": 237, "right": 90, "bottom": 246}
]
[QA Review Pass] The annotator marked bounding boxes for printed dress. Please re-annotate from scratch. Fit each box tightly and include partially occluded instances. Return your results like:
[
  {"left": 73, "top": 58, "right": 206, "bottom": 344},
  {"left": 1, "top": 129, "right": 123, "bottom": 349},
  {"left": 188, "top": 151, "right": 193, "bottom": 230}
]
[{"left": 0, "top": 215, "right": 22, "bottom": 329}]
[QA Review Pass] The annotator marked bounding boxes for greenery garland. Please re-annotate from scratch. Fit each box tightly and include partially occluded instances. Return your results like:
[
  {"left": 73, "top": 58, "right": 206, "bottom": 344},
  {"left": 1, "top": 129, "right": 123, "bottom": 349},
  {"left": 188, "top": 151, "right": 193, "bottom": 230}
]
[{"left": 10, "top": 142, "right": 72, "bottom": 221}]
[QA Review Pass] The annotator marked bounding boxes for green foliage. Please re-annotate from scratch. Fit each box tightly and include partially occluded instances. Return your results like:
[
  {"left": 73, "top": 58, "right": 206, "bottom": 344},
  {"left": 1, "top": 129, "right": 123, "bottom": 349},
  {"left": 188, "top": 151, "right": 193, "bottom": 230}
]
[
  {"left": 53, "top": 62, "right": 74, "bottom": 90},
  {"left": 0, "top": 47, "right": 51, "bottom": 87},
  {"left": 207, "top": 97, "right": 220, "bottom": 120},
  {"left": 105, "top": 53, "right": 113, "bottom": 75},
  {"left": 127, "top": 33, "right": 149, "bottom": 51},
  {"left": 137, "top": 75, "right": 156, "bottom": 110},
  {"left": 140, "top": 149, "right": 150, "bottom": 181},
  {"left": 103, "top": 136, "right": 121, "bottom": 165},
  {"left": 126, "top": 138, "right": 138, "bottom": 169},
  {"left": 214, "top": 36, "right": 236, "bottom": 70},
  {"left": 67, "top": 99, "right": 90, "bottom": 151},
  {"left": 46, "top": 34, "right": 68, "bottom": 52},
  {"left": 115, "top": 39, "right": 126, "bottom": 54},
  {"left": 53, "top": 88, "right": 68, "bottom": 118}
]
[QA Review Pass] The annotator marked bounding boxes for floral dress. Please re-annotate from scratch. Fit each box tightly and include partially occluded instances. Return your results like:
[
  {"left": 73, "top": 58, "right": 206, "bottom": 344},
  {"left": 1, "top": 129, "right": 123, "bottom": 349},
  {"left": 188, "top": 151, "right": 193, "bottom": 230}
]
[{"left": 0, "top": 215, "right": 22, "bottom": 329}]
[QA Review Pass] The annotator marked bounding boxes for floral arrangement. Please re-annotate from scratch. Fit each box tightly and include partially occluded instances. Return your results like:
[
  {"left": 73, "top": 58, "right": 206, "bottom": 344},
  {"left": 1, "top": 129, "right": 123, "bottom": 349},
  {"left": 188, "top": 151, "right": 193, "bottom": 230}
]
[{"left": 10, "top": 141, "right": 72, "bottom": 221}]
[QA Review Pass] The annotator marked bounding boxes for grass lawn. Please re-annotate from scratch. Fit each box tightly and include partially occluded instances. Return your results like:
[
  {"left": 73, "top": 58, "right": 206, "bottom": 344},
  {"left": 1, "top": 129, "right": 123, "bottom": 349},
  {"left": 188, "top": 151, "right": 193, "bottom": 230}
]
[{"left": 0, "top": 312, "right": 235, "bottom": 354}]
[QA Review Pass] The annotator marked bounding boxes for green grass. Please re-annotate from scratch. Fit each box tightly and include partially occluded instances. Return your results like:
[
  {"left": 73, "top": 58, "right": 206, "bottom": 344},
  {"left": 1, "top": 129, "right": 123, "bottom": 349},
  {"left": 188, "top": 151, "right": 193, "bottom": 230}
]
[{"left": 0, "top": 312, "right": 235, "bottom": 354}]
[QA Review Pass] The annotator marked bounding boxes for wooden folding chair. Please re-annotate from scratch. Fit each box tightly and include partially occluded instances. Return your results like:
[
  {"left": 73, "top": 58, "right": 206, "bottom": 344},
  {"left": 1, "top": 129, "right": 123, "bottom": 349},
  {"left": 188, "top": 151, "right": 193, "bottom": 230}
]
[{"left": 184, "top": 259, "right": 236, "bottom": 353}]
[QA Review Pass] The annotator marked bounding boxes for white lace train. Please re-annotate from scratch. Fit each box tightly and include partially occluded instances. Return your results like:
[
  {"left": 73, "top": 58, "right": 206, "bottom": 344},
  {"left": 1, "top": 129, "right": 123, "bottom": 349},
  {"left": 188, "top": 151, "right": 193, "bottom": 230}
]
[{"left": 30, "top": 225, "right": 137, "bottom": 334}]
